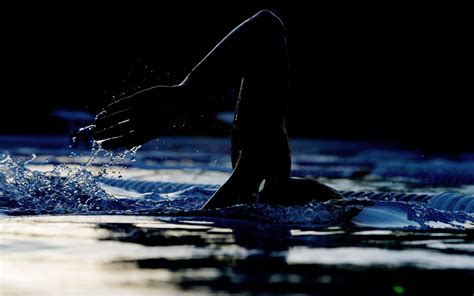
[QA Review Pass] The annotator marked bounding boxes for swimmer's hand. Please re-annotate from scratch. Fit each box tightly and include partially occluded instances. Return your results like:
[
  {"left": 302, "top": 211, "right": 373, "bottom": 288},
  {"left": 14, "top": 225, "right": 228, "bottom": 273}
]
[{"left": 93, "top": 85, "right": 191, "bottom": 150}]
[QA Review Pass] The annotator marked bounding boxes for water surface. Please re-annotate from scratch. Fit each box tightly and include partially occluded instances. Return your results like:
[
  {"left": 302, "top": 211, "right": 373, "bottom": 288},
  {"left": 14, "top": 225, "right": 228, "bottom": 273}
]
[{"left": 1, "top": 136, "right": 473, "bottom": 295}]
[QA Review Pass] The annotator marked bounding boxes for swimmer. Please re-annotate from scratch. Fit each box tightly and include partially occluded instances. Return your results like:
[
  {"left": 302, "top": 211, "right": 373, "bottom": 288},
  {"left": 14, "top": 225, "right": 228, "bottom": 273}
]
[{"left": 93, "top": 10, "right": 342, "bottom": 209}]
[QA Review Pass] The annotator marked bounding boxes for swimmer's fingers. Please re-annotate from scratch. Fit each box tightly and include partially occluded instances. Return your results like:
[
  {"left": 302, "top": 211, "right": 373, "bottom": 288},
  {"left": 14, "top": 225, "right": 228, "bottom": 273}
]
[
  {"left": 93, "top": 119, "right": 134, "bottom": 141},
  {"left": 95, "top": 108, "right": 133, "bottom": 130},
  {"left": 106, "top": 96, "right": 135, "bottom": 113},
  {"left": 99, "top": 131, "right": 144, "bottom": 150}
]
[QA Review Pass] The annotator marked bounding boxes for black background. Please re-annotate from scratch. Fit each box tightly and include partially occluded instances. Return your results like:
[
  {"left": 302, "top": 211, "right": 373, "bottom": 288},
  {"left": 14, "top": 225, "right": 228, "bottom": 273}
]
[{"left": 2, "top": 2, "right": 471, "bottom": 151}]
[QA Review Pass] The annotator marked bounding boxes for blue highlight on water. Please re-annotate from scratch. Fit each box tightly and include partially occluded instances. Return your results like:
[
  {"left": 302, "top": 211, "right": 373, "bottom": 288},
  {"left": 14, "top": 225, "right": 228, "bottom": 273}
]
[{"left": 0, "top": 137, "right": 473, "bottom": 230}]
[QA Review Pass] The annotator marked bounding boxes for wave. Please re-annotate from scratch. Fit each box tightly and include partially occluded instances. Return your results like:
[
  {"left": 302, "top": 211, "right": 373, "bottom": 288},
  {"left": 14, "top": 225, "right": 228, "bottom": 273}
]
[{"left": 1, "top": 152, "right": 473, "bottom": 230}]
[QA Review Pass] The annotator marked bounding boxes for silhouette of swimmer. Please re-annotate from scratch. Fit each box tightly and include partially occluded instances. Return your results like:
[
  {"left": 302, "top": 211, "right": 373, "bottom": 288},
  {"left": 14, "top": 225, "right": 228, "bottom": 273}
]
[{"left": 93, "top": 10, "right": 342, "bottom": 209}]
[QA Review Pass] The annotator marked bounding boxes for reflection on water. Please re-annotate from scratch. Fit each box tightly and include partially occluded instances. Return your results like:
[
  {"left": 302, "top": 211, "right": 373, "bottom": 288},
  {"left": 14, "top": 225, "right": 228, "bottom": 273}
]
[
  {"left": 1, "top": 215, "right": 473, "bottom": 295},
  {"left": 1, "top": 136, "right": 474, "bottom": 295}
]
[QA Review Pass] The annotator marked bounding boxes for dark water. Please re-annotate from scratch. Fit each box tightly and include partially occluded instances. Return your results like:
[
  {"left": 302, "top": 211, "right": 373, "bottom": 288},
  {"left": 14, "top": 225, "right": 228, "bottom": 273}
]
[{"left": 1, "top": 136, "right": 473, "bottom": 295}]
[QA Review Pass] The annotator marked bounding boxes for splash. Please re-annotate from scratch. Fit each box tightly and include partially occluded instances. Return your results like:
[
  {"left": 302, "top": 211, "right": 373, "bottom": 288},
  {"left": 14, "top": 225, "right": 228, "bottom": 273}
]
[{"left": 0, "top": 143, "right": 145, "bottom": 215}]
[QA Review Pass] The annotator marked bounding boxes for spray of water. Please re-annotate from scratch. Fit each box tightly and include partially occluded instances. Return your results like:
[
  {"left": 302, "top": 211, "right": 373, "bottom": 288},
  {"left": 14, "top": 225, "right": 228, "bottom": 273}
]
[{"left": 0, "top": 141, "right": 143, "bottom": 215}]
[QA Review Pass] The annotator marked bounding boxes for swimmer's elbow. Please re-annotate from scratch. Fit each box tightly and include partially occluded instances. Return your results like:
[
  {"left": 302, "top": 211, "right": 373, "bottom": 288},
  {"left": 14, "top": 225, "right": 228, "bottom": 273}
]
[{"left": 252, "top": 10, "right": 286, "bottom": 32}]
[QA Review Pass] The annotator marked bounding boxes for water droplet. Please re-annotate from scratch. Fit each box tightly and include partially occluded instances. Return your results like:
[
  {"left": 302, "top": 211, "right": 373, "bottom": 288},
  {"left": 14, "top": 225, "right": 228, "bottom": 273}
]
[{"left": 258, "top": 179, "right": 266, "bottom": 193}]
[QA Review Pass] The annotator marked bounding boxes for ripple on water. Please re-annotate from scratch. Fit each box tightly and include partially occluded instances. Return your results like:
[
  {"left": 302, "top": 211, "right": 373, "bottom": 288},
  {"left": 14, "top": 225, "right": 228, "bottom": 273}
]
[{"left": 1, "top": 148, "right": 473, "bottom": 230}]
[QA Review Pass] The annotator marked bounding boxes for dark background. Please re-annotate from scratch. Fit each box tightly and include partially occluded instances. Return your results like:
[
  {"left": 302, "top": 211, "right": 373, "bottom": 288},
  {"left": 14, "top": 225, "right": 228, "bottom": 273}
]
[{"left": 2, "top": 2, "right": 471, "bottom": 151}]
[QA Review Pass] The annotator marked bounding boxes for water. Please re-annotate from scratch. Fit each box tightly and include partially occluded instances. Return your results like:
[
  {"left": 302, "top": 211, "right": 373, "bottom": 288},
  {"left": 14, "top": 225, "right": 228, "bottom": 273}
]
[{"left": 1, "top": 136, "right": 473, "bottom": 295}]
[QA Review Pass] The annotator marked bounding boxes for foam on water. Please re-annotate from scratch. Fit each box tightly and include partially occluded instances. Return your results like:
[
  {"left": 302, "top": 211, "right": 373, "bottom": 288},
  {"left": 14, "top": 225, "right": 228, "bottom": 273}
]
[{"left": 1, "top": 145, "right": 473, "bottom": 230}]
